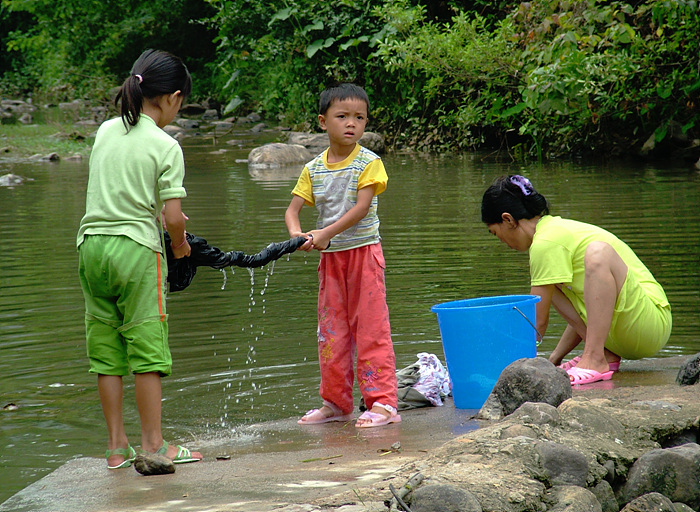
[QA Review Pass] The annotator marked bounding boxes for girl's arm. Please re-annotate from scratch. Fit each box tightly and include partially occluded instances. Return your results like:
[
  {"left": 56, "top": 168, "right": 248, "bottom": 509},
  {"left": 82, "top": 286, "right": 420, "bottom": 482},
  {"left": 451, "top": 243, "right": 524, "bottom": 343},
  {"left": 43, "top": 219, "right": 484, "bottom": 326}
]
[
  {"left": 307, "top": 184, "right": 376, "bottom": 250},
  {"left": 163, "top": 198, "right": 190, "bottom": 258},
  {"left": 285, "top": 195, "right": 314, "bottom": 252}
]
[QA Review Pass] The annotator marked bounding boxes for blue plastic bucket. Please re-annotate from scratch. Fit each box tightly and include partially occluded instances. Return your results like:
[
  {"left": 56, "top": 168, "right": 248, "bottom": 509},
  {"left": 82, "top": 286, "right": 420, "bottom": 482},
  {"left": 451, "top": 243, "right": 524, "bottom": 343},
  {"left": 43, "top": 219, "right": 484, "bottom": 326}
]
[{"left": 431, "top": 295, "right": 541, "bottom": 409}]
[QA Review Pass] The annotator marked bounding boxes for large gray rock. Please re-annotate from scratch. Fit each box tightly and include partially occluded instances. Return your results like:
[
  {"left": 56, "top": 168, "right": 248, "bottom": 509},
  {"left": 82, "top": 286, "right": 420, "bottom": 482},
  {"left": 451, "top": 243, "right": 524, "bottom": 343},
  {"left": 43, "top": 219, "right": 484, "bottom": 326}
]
[
  {"left": 510, "top": 401, "right": 560, "bottom": 425},
  {"left": 591, "top": 480, "right": 619, "bottom": 512},
  {"left": 536, "top": 441, "right": 589, "bottom": 487},
  {"left": 479, "top": 357, "right": 572, "bottom": 419},
  {"left": 248, "top": 143, "right": 314, "bottom": 167},
  {"left": 618, "top": 443, "right": 700, "bottom": 509},
  {"left": 411, "top": 484, "right": 482, "bottom": 512},
  {"left": 544, "top": 485, "right": 602, "bottom": 512},
  {"left": 358, "top": 131, "right": 385, "bottom": 154},
  {"left": 676, "top": 352, "right": 700, "bottom": 385},
  {"left": 620, "top": 492, "right": 676, "bottom": 512}
]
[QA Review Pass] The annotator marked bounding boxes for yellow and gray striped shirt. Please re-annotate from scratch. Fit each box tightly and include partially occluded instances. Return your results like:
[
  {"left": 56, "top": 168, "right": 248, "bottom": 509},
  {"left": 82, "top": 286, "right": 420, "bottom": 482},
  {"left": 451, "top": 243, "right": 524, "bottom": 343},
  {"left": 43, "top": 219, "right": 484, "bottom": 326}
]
[{"left": 291, "top": 143, "right": 387, "bottom": 252}]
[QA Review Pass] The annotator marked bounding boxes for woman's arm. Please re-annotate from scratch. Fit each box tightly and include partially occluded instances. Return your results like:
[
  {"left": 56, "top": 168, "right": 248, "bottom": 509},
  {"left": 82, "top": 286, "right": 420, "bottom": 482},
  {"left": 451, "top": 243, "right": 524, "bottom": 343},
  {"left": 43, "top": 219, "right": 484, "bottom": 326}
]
[{"left": 530, "top": 284, "right": 554, "bottom": 339}]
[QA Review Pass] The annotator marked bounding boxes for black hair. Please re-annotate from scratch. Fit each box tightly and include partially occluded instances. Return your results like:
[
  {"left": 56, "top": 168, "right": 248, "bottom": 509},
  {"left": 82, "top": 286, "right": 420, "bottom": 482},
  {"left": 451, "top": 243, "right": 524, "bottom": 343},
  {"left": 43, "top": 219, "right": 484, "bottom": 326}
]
[
  {"left": 481, "top": 175, "right": 550, "bottom": 224},
  {"left": 319, "top": 83, "right": 370, "bottom": 115},
  {"left": 115, "top": 49, "right": 192, "bottom": 128}
]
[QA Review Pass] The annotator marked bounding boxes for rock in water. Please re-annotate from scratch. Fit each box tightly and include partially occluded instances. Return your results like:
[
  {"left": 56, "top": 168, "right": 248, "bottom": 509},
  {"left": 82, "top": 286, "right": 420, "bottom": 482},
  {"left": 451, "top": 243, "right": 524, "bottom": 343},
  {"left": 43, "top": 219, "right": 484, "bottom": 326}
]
[{"left": 133, "top": 453, "right": 175, "bottom": 476}]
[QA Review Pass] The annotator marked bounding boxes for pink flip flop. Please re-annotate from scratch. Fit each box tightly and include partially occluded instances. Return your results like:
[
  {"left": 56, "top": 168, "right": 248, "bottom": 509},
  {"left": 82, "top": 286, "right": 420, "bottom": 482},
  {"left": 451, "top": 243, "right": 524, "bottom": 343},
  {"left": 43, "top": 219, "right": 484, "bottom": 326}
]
[
  {"left": 560, "top": 356, "right": 620, "bottom": 373},
  {"left": 558, "top": 356, "right": 581, "bottom": 371},
  {"left": 297, "top": 406, "right": 353, "bottom": 425},
  {"left": 355, "top": 410, "right": 402, "bottom": 428},
  {"left": 567, "top": 366, "right": 614, "bottom": 385}
]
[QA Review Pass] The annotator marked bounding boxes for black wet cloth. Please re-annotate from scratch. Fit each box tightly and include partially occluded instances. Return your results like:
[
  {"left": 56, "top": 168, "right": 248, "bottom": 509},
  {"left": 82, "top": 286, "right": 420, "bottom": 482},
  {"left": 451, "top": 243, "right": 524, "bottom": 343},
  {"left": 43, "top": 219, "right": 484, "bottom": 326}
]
[{"left": 164, "top": 232, "right": 306, "bottom": 292}]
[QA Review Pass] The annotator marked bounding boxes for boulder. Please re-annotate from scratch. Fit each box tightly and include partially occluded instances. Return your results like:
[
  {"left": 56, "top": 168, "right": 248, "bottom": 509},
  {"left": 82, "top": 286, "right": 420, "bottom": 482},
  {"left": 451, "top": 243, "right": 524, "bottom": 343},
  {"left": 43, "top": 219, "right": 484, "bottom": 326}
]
[
  {"left": 478, "top": 357, "right": 572, "bottom": 419},
  {"left": 248, "top": 143, "right": 314, "bottom": 168},
  {"left": 544, "top": 485, "right": 602, "bottom": 512},
  {"left": 536, "top": 440, "right": 589, "bottom": 487},
  {"left": 411, "top": 484, "right": 482, "bottom": 512},
  {"left": 591, "top": 480, "right": 619, "bottom": 512},
  {"left": 676, "top": 352, "right": 700, "bottom": 385},
  {"left": 359, "top": 131, "right": 385, "bottom": 154},
  {"left": 0, "top": 173, "right": 31, "bottom": 187},
  {"left": 620, "top": 492, "right": 676, "bottom": 512},
  {"left": 618, "top": 443, "right": 700, "bottom": 509}
]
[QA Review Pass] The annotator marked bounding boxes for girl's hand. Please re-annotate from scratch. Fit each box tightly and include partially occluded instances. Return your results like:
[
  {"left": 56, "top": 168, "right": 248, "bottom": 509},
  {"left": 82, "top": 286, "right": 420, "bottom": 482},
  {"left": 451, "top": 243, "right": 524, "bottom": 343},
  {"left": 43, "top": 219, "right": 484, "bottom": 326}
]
[{"left": 171, "top": 239, "right": 191, "bottom": 259}]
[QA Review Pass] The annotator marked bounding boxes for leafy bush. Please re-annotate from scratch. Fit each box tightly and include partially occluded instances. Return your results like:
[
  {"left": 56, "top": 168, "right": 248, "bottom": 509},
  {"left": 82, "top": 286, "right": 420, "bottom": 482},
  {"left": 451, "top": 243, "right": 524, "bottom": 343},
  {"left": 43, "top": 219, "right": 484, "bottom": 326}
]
[{"left": 1, "top": 0, "right": 217, "bottom": 102}]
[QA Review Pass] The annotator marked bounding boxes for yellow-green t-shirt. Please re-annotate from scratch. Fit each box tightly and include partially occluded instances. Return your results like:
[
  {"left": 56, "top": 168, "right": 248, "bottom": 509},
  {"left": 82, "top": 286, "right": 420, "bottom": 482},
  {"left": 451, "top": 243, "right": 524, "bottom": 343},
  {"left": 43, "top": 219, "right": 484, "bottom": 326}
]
[
  {"left": 529, "top": 215, "right": 669, "bottom": 323},
  {"left": 77, "top": 115, "right": 187, "bottom": 253}
]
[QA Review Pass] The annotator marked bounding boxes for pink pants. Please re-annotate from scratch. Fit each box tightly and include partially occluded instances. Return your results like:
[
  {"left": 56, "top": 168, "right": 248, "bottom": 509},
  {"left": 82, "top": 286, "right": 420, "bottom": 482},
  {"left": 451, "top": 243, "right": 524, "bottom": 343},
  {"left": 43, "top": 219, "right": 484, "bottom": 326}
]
[{"left": 317, "top": 243, "right": 398, "bottom": 415}]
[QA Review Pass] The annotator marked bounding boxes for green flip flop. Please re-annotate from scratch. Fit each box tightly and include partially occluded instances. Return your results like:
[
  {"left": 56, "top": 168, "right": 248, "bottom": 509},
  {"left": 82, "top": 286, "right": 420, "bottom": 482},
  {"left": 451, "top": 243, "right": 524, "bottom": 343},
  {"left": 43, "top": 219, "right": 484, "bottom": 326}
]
[
  {"left": 156, "top": 440, "right": 202, "bottom": 464},
  {"left": 106, "top": 445, "right": 137, "bottom": 469}
]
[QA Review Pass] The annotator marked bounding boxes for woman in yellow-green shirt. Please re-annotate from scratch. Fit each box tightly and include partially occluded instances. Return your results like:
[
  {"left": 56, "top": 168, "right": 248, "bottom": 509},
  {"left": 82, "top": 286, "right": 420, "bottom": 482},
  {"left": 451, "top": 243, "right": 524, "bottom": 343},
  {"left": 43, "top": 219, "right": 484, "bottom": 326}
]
[{"left": 481, "top": 175, "right": 672, "bottom": 385}]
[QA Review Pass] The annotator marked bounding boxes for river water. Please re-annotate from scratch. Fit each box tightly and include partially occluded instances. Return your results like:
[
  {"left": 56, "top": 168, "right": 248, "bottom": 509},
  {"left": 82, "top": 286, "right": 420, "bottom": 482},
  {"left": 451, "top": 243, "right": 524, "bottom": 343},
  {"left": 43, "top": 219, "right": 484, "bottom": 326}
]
[{"left": 1, "top": 126, "right": 699, "bottom": 502}]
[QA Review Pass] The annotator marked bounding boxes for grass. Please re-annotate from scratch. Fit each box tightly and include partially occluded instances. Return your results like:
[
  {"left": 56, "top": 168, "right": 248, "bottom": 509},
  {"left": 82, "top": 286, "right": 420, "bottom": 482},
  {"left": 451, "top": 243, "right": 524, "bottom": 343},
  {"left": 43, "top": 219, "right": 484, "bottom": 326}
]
[{"left": 0, "top": 122, "right": 95, "bottom": 159}]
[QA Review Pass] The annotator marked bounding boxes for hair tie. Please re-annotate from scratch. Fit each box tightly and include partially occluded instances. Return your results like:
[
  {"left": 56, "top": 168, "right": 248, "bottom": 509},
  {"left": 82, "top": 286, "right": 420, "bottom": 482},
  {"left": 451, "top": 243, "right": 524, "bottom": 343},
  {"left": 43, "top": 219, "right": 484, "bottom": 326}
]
[
  {"left": 510, "top": 175, "right": 534, "bottom": 196},
  {"left": 134, "top": 74, "right": 143, "bottom": 84}
]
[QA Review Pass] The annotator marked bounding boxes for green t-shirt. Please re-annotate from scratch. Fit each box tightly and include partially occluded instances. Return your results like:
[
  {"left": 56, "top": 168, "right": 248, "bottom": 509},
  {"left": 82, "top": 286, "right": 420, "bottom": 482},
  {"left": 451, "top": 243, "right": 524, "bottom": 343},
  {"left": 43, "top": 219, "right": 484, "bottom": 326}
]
[
  {"left": 529, "top": 215, "right": 669, "bottom": 322},
  {"left": 77, "top": 115, "right": 187, "bottom": 253}
]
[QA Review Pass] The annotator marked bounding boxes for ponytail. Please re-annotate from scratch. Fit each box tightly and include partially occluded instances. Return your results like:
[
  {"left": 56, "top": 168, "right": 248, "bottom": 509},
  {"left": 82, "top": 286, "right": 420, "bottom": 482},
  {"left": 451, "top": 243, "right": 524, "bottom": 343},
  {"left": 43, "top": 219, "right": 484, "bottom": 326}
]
[
  {"left": 114, "top": 49, "right": 192, "bottom": 129},
  {"left": 481, "top": 175, "right": 549, "bottom": 224}
]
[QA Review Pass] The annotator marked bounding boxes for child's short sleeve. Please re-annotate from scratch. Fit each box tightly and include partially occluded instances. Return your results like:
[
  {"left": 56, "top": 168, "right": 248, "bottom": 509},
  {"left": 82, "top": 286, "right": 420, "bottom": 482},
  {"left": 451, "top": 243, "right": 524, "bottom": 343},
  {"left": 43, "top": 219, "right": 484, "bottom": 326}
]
[
  {"left": 291, "top": 166, "right": 314, "bottom": 206},
  {"left": 158, "top": 144, "right": 187, "bottom": 201},
  {"left": 357, "top": 158, "right": 387, "bottom": 196}
]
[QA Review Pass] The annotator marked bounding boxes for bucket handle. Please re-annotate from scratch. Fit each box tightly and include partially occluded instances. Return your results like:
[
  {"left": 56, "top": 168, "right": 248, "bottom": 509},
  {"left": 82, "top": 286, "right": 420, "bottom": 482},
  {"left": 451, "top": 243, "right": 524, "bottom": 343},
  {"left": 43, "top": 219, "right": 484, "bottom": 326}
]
[{"left": 513, "top": 306, "right": 543, "bottom": 346}]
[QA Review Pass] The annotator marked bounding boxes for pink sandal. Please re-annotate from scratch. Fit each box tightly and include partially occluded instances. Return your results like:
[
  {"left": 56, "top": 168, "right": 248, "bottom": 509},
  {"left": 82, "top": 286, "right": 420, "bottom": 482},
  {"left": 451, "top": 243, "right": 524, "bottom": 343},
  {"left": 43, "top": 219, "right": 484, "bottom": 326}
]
[
  {"left": 558, "top": 356, "right": 581, "bottom": 371},
  {"left": 298, "top": 402, "right": 353, "bottom": 425},
  {"left": 560, "top": 356, "right": 620, "bottom": 373},
  {"left": 355, "top": 404, "right": 401, "bottom": 428},
  {"left": 567, "top": 366, "right": 614, "bottom": 385}
]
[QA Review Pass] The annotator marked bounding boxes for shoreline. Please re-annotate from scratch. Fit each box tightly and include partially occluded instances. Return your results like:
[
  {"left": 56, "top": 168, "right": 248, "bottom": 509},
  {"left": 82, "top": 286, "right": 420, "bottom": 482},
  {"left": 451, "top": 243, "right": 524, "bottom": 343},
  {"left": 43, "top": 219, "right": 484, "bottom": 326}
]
[{"left": 1, "top": 355, "right": 694, "bottom": 512}]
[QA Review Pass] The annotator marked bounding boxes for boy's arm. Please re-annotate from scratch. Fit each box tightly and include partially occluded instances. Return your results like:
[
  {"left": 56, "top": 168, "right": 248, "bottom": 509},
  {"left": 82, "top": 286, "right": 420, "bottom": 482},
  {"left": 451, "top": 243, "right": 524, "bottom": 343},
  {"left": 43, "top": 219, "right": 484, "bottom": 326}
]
[
  {"left": 285, "top": 195, "right": 314, "bottom": 252},
  {"left": 307, "top": 184, "right": 376, "bottom": 250},
  {"left": 163, "top": 198, "right": 191, "bottom": 258}
]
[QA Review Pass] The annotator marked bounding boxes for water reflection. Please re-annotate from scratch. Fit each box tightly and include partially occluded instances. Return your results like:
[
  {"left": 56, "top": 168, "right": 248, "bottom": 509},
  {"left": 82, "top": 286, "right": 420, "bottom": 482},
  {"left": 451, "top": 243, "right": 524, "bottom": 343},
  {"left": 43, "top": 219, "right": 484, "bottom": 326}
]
[{"left": 1, "top": 133, "right": 698, "bottom": 502}]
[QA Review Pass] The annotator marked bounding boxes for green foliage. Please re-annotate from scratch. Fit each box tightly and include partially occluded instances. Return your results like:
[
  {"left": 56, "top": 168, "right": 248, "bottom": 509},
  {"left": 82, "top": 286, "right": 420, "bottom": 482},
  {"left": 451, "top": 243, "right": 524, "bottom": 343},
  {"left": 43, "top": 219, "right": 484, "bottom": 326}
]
[
  {"left": 1, "top": 0, "right": 217, "bottom": 101},
  {"left": 371, "top": 0, "right": 700, "bottom": 157},
  {"left": 2, "top": 0, "right": 698, "bottom": 158},
  {"left": 505, "top": 0, "right": 700, "bottom": 156},
  {"left": 204, "top": 0, "right": 394, "bottom": 126}
]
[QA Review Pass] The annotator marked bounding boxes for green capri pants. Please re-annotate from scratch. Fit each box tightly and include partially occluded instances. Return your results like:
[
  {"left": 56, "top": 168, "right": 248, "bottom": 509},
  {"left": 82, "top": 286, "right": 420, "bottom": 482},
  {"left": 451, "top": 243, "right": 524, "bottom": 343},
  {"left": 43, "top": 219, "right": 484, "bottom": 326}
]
[{"left": 78, "top": 235, "right": 172, "bottom": 376}]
